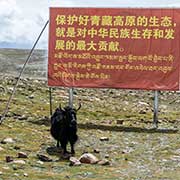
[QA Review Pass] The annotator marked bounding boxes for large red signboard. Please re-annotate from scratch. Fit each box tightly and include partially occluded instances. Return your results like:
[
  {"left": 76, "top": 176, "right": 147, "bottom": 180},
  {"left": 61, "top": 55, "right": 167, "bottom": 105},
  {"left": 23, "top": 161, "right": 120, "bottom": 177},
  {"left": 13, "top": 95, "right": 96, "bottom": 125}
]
[{"left": 48, "top": 8, "right": 180, "bottom": 90}]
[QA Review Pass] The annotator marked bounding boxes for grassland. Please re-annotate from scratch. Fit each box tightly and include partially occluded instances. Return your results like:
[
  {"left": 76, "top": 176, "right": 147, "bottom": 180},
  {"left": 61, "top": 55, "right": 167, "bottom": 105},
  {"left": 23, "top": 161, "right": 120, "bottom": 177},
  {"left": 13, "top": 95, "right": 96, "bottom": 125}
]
[{"left": 0, "top": 49, "right": 180, "bottom": 180}]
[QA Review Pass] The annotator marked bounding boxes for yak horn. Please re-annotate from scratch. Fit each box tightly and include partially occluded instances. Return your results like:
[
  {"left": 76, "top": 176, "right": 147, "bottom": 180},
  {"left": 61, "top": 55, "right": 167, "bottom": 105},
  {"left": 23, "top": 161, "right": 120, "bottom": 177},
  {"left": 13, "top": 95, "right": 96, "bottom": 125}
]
[
  {"left": 59, "top": 104, "right": 62, "bottom": 110},
  {"left": 76, "top": 103, "right": 81, "bottom": 111}
]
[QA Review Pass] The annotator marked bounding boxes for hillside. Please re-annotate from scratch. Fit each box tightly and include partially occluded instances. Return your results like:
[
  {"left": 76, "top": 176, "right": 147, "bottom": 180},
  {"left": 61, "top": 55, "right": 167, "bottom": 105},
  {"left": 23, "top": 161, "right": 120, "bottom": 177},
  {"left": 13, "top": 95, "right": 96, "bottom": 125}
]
[
  {"left": 0, "top": 49, "right": 180, "bottom": 180},
  {"left": 0, "top": 48, "right": 47, "bottom": 78}
]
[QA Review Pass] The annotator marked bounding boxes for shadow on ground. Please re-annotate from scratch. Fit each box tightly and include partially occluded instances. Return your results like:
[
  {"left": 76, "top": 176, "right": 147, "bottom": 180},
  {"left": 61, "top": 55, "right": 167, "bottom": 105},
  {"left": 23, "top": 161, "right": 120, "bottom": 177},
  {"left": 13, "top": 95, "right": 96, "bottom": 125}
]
[
  {"left": 29, "top": 118, "right": 178, "bottom": 134},
  {"left": 46, "top": 146, "right": 62, "bottom": 156}
]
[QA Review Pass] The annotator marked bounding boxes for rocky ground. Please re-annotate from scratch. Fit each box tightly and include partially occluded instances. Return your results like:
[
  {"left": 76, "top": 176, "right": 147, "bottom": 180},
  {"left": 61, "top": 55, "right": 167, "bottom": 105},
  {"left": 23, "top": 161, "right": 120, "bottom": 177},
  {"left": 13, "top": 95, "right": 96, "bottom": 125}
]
[{"left": 0, "top": 73, "right": 180, "bottom": 180}]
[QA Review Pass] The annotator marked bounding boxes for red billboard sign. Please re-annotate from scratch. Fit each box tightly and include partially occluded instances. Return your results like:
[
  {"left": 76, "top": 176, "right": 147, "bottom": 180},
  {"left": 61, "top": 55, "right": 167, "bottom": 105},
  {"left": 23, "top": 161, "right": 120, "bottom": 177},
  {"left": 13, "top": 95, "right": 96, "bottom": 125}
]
[{"left": 48, "top": 8, "right": 180, "bottom": 90}]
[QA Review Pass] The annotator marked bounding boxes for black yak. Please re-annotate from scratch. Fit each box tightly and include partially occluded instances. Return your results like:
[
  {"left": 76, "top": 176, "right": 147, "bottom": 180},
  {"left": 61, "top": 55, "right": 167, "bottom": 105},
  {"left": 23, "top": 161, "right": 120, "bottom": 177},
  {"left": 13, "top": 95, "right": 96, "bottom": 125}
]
[
  {"left": 50, "top": 104, "right": 81, "bottom": 155},
  {"left": 50, "top": 107, "right": 65, "bottom": 148}
]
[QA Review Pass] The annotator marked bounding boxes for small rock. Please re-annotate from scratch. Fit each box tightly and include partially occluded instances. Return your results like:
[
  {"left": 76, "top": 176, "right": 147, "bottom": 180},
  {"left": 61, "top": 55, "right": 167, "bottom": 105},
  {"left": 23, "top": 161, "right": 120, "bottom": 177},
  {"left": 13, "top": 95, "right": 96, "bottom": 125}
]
[
  {"left": 33, "top": 80, "right": 39, "bottom": 84},
  {"left": 37, "top": 160, "right": 44, "bottom": 165},
  {"left": 0, "top": 147, "right": 4, "bottom": 151},
  {"left": 106, "top": 120, "right": 113, "bottom": 124},
  {"left": 82, "top": 150, "right": 89, "bottom": 154},
  {"left": 1, "top": 137, "right": 15, "bottom": 144},
  {"left": 8, "top": 87, "right": 13, "bottom": 93},
  {"left": 104, "top": 154, "right": 110, "bottom": 158},
  {"left": 98, "top": 159, "right": 110, "bottom": 166},
  {"left": 13, "top": 166, "right": 18, "bottom": 170},
  {"left": 101, "top": 120, "right": 112, "bottom": 124},
  {"left": 18, "top": 152, "right": 28, "bottom": 158},
  {"left": 93, "top": 149, "right": 100, "bottom": 153},
  {"left": 0, "top": 171, "right": 2, "bottom": 175},
  {"left": 37, "top": 154, "right": 52, "bottom": 162},
  {"left": 139, "top": 110, "right": 147, "bottom": 114},
  {"left": 116, "top": 119, "right": 124, "bottom": 125},
  {"left": 6, "top": 156, "right": 13, "bottom": 163},
  {"left": 18, "top": 115, "right": 28, "bottom": 120},
  {"left": 24, "top": 173, "right": 28, "bottom": 177},
  {"left": 79, "top": 153, "right": 99, "bottom": 164},
  {"left": 69, "top": 157, "right": 81, "bottom": 166},
  {"left": 14, "top": 173, "right": 19, "bottom": 176},
  {"left": 65, "top": 175, "right": 70, "bottom": 179},
  {"left": 2, "top": 166, "right": 10, "bottom": 170},
  {"left": 100, "top": 137, "right": 109, "bottom": 141},
  {"left": 13, "top": 160, "right": 26, "bottom": 164},
  {"left": 124, "top": 101, "right": 129, "bottom": 105},
  {"left": 138, "top": 101, "right": 149, "bottom": 106},
  {"left": 14, "top": 146, "right": 21, "bottom": 150},
  {"left": 28, "top": 95, "right": 34, "bottom": 99}
]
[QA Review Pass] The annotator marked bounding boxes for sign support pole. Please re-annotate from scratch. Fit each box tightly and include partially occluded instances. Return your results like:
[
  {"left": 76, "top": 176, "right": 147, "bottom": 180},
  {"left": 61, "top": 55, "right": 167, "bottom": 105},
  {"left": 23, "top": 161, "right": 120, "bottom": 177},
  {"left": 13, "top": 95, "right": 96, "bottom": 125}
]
[
  {"left": 153, "top": 90, "right": 159, "bottom": 128},
  {"left": 69, "top": 88, "right": 74, "bottom": 108},
  {"left": 49, "top": 87, "right": 53, "bottom": 116}
]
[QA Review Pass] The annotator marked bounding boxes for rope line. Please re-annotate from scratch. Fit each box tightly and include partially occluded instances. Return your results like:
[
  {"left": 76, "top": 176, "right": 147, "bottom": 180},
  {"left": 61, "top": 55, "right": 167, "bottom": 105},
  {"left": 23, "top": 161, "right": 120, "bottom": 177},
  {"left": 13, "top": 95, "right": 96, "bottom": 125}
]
[{"left": 0, "top": 20, "right": 49, "bottom": 124}]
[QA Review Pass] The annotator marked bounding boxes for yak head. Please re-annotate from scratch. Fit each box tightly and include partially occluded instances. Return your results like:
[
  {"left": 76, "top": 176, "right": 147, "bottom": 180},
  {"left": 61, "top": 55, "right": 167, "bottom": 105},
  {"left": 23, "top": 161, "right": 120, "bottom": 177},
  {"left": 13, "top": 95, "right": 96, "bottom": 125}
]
[
  {"left": 64, "top": 103, "right": 81, "bottom": 127},
  {"left": 50, "top": 105, "right": 65, "bottom": 124}
]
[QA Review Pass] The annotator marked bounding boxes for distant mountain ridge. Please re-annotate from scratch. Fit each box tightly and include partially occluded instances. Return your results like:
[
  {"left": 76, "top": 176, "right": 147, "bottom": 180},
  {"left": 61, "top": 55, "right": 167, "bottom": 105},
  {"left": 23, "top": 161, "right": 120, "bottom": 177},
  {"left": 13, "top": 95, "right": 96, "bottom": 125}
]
[
  {"left": 0, "top": 48, "right": 47, "bottom": 78},
  {"left": 0, "top": 42, "right": 31, "bottom": 49}
]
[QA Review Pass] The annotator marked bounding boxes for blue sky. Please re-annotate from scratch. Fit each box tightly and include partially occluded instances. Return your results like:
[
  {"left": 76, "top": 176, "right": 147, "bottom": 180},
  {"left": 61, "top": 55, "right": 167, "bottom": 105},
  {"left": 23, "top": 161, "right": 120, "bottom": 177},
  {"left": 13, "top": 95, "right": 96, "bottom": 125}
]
[{"left": 1, "top": 0, "right": 180, "bottom": 49}]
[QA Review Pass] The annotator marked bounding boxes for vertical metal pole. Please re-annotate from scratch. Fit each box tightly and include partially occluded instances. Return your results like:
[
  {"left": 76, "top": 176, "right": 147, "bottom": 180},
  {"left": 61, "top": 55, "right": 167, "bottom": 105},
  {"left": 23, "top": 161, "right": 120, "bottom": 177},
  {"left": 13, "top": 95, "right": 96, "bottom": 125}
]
[
  {"left": 49, "top": 87, "right": 53, "bottom": 116},
  {"left": 69, "top": 88, "right": 74, "bottom": 108},
  {"left": 153, "top": 90, "right": 159, "bottom": 128}
]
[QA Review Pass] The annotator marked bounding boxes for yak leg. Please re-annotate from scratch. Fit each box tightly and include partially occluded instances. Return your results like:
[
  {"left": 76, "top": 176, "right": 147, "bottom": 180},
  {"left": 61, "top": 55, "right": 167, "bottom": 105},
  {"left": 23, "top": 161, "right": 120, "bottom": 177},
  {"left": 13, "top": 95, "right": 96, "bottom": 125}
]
[
  {"left": 60, "top": 140, "right": 69, "bottom": 155},
  {"left": 70, "top": 142, "right": 75, "bottom": 154},
  {"left": 57, "top": 141, "right": 60, "bottom": 148},
  {"left": 70, "top": 134, "right": 78, "bottom": 154}
]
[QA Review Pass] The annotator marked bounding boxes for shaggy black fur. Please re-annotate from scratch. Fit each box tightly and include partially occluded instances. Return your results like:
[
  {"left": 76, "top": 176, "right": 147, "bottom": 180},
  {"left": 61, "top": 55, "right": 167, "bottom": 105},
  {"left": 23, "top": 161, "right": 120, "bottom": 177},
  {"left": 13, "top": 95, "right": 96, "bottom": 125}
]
[{"left": 50, "top": 105, "right": 81, "bottom": 155}]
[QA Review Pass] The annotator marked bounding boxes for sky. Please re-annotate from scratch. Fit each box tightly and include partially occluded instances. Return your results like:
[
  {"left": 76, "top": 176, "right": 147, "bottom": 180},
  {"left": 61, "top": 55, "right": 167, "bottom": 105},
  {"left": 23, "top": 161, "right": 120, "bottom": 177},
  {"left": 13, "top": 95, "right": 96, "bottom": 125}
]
[{"left": 1, "top": 0, "right": 180, "bottom": 49}]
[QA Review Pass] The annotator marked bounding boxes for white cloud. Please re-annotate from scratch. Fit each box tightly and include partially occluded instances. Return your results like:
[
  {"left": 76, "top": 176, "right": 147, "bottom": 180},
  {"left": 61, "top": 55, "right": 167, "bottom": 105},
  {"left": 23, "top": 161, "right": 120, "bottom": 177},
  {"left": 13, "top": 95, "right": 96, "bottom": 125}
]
[
  {"left": 1, "top": 0, "right": 180, "bottom": 49},
  {"left": 0, "top": 0, "right": 48, "bottom": 49},
  {"left": 0, "top": 0, "right": 19, "bottom": 16},
  {"left": 0, "top": 0, "right": 19, "bottom": 42},
  {"left": 50, "top": 0, "right": 180, "bottom": 7}
]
